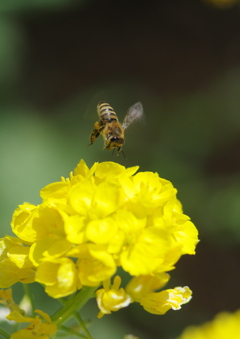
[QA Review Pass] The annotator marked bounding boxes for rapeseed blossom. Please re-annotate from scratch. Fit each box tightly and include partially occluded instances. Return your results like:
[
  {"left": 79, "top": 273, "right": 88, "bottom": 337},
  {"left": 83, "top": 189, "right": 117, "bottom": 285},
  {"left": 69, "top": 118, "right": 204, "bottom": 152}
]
[
  {"left": 0, "top": 289, "right": 57, "bottom": 338},
  {"left": 126, "top": 274, "right": 192, "bottom": 315},
  {"left": 8, "top": 310, "right": 57, "bottom": 339},
  {"left": 178, "top": 309, "right": 240, "bottom": 339},
  {"left": 96, "top": 276, "right": 133, "bottom": 318},
  {"left": 0, "top": 159, "right": 199, "bottom": 337}
]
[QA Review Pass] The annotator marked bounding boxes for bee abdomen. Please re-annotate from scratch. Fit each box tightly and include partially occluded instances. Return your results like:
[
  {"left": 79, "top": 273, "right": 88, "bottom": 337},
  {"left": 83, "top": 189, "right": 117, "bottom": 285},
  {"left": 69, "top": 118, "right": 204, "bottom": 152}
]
[{"left": 98, "top": 101, "right": 118, "bottom": 122}]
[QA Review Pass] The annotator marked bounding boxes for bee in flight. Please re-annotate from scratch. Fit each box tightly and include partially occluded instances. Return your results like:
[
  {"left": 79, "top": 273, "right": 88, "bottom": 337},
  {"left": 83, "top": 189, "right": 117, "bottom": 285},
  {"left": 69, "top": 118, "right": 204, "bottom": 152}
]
[{"left": 88, "top": 101, "right": 144, "bottom": 156}]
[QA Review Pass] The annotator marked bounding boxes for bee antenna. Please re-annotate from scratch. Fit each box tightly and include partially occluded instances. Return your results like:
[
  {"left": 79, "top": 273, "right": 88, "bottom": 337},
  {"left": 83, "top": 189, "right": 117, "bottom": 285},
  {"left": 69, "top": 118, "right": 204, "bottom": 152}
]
[
  {"left": 121, "top": 150, "right": 126, "bottom": 159},
  {"left": 112, "top": 148, "right": 115, "bottom": 156}
]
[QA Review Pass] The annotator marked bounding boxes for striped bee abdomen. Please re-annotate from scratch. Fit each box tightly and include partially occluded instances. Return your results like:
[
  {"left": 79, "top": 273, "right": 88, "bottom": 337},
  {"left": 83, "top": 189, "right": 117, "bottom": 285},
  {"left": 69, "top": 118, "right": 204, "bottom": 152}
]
[{"left": 97, "top": 101, "right": 118, "bottom": 122}]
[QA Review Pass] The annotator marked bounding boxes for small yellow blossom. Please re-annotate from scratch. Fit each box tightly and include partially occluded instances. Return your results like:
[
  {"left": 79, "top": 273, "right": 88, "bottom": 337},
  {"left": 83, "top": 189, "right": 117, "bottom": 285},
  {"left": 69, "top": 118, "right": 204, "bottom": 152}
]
[
  {"left": 0, "top": 288, "right": 23, "bottom": 314},
  {"left": 126, "top": 274, "right": 192, "bottom": 315},
  {"left": 0, "top": 288, "right": 13, "bottom": 305},
  {"left": 178, "top": 309, "right": 240, "bottom": 339},
  {"left": 8, "top": 309, "right": 57, "bottom": 339},
  {"left": 140, "top": 286, "right": 192, "bottom": 315},
  {"left": 35, "top": 258, "right": 79, "bottom": 298},
  {"left": 13, "top": 205, "right": 72, "bottom": 266},
  {"left": 0, "top": 289, "right": 57, "bottom": 338},
  {"left": 0, "top": 237, "right": 35, "bottom": 288},
  {"left": 96, "top": 276, "right": 133, "bottom": 318},
  {"left": 77, "top": 256, "right": 116, "bottom": 287},
  {"left": 126, "top": 273, "right": 170, "bottom": 301}
]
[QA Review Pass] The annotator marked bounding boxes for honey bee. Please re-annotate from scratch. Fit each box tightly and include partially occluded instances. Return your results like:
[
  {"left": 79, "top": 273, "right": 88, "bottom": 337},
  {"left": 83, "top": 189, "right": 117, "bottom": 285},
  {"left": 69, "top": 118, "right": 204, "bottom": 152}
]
[{"left": 88, "top": 101, "right": 144, "bottom": 156}]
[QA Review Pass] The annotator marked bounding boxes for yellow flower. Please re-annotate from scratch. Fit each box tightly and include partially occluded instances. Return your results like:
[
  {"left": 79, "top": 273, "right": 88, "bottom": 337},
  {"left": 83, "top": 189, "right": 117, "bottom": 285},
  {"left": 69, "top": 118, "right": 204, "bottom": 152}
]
[
  {"left": 140, "top": 286, "right": 192, "bottom": 315},
  {"left": 10, "top": 203, "right": 37, "bottom": 243},
  {"left": 7, "top": 309, "right": 57, "bottom": 339},
  {"left": 0, "top": 237, "right": 35, "bottom": 288},
  {"left": 35, "top": 258, "right": 79, "bottom": 298},
  {"left": 77, "top": 255, "right": 116, "bottom": 287},
  {"left": 178, "top": 309, "right": 240, "bottom": 339},
  {"left": 12, "top": 204, "right": 72, "bottom": 266},
  {"left": 0, "top": 288, "right": 57, "bottom": 338},
  {"left": 0, "top": 288, "right": 13, "bottom": 305},
  {"left": 96, "top": 276, "right": 133, "bottom": 318},
  {"left": 5, "top": 159, "right": 198, "bottom": 314},
  {"left": 126, "top": 274, "right": 192, "bottom": 315},
  {"left": 126, "top": 273, "right": 170, "bottom": 301},
  {"left": 0, "top": 288, "right": 23, "bottom": 314}
]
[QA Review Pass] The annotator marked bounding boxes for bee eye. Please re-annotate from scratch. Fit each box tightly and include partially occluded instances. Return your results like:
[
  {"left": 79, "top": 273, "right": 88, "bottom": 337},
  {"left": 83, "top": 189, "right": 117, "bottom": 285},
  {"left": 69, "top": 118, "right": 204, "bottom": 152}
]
[{"left": 111, "top": 137, "right": 117, "bottom": 142}]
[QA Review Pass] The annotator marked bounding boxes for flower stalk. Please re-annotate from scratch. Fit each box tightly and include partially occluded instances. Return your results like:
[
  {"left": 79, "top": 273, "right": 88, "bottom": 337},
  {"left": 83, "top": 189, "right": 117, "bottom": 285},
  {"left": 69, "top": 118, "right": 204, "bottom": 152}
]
[
  {"left": 51, "top": 286, "right": 98, "bottom": 325},
  {"left": 0, "top": 329, "right": 10, "bottom": 339}
]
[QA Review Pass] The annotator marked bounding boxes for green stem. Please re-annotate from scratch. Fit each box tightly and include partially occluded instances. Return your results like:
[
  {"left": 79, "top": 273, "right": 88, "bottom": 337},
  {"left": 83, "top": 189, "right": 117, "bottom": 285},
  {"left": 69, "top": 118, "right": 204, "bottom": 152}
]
[
  {"left": 51, "top": 286, "right": 98, "bottom": 326},
  {"left": 61, "top": 325, "right": 88, "bottom": 338},
  {"left": 74, "top": 312, "right": 93, "bottom": 339},
  {"left": 23, "top": 283, "right": 35, "bottom": 314},
  {"left": 0, "top": 328, "right": 10, "bottom": 339}
]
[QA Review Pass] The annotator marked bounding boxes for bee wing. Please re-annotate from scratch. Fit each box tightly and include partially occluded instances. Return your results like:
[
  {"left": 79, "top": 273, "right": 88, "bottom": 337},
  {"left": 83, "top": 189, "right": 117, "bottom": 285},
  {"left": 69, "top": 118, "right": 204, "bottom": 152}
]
[{"left": 122, "top": 102, "right": 144, "bottom": 130}]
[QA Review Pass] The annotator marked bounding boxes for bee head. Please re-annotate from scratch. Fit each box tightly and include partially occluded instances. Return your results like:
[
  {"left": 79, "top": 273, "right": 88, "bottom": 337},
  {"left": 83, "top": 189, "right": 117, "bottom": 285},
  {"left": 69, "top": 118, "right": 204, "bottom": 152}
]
[{"left": 105, "top": 136, "right": 124, "bottom": 150}]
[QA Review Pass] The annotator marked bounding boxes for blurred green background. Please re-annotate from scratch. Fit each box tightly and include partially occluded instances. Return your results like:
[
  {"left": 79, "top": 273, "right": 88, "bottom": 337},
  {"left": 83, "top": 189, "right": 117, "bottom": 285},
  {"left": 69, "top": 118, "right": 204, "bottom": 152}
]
[{"left": 0, "top": 0, "right": 240, "bottom": 338}]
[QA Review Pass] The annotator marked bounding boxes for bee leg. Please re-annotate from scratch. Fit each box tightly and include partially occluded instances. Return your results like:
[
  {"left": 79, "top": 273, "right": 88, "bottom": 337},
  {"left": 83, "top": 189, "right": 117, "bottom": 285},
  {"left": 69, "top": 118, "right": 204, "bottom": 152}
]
[
  {"left": 88, "top": 129, "right": 100, "bottom": 146},
  {"left": 102, "top": 141, "right": 107, "bottom": 150},
  {"left": 88, "top": 124, "right": 104, "bottom": 146},
  {"left": 102, "top": 133, "right": 111, "bottom": 150},
  {"left": 115, "top": 146, "right": 121, "bottom": 156}
]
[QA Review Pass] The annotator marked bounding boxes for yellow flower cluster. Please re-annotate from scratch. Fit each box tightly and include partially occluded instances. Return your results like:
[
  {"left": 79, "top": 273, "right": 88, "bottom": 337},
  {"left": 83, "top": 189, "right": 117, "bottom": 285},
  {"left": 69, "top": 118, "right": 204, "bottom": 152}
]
[
  {"left": 179, "top": 309, "right": 240, "bottom": 339},
  {"left": 0, "top": 160, "right": 199, "bottom": 316}
]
